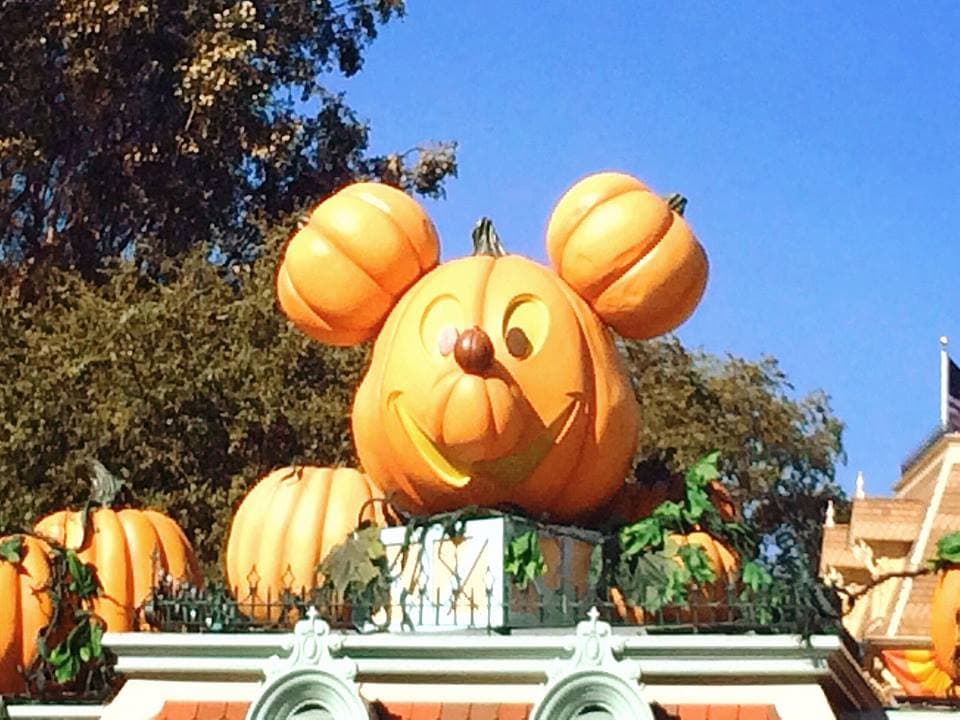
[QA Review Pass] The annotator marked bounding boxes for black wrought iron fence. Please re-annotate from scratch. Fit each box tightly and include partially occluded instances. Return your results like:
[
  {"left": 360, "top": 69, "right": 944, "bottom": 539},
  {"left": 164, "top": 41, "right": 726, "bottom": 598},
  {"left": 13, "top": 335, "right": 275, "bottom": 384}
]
[{"left": 140, "top": 568, "right": 843, "bottom": 637}]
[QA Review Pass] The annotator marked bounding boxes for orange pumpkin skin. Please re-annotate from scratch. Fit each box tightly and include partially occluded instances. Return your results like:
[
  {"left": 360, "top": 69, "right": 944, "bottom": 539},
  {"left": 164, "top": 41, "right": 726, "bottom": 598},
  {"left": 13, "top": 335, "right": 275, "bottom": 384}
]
[
  {"left": 610, "top": 532, "right": 739, "bottom": 625},
  {"left": 225, "top": 466, "right": 385, "bottom": 620},
  {"left": 931, "top": 567, "right": 960, "bottom": 677},
  {"left": 277, "top": 182, "right": 440, "bottom": 345},
  {"left": 0, "top": 535, "right": 55, "bottom": 695},
  {"left": 34, "top": 508, "right": 201, "bottom": 632},
  {"left": 353, "top": 254, "right": 640, "bottom": 521},
  {"left": 546, "top": 172, "right": 708, "bottom": 340}
]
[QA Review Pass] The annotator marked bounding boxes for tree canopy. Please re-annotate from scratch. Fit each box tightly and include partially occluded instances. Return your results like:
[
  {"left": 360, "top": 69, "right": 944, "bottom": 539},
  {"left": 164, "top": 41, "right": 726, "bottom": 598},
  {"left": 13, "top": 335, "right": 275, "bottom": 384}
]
[
  {"left": 0, "top": 0, "right": 455, "bottom": 285},
  {"left": 620, "top": 337, "right": 846, "bottom": 571}
]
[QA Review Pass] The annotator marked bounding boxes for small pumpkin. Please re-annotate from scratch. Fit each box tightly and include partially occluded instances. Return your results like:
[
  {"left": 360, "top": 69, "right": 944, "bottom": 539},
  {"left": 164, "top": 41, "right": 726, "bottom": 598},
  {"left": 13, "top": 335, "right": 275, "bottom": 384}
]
[
  {"left": 610, "top": 531, "right": 739, "bottom": 624},
  {"left": 224, "top": 465, "right": 385, "bottom": 621},
  {"left": 0, "top": 535, "right": 55, "bottom": 695},
  {"left": 546, "top": 172, "right": 708, "bottom": 340},
  {"left": 33, "top": 468, "right": 202, "bottom": 632},
  {"left": 931, "top": 565, "right": 960, "bottom": 677},
  {"left": 277, "top": 182, "right": 440, "bottom": 345}
]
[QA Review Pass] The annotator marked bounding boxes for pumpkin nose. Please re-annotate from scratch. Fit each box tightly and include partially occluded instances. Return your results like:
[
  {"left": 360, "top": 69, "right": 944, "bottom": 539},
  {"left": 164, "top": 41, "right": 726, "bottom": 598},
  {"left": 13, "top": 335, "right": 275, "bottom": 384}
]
[{"left": 454, "top": 326, "right": 494, "bottom": 375}]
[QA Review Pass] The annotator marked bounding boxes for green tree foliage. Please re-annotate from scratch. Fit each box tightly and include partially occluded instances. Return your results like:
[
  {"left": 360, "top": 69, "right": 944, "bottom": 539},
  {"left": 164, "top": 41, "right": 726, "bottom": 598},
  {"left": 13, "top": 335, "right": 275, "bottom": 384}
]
[
  {"left": 0, "top": 225, "right": 365, "bottom": 574},
  {"left": 619, "top": 337, "right": 847, "bottom": 570},
  {"left": 0, "top": 0, "right": 456, "bottom": 283}
]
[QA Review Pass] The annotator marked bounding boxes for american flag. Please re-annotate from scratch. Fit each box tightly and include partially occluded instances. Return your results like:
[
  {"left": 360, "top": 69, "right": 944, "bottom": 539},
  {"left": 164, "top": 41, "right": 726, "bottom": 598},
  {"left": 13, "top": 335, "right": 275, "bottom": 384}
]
[{"left": 950, "top": 356, "right": 960, "bottom": 432}]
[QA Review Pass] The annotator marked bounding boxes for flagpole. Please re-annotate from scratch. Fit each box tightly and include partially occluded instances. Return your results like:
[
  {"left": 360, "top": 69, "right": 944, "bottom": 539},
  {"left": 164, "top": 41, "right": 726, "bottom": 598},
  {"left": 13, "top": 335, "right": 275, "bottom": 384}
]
[{"left": 941, "top": 336, "right": 949, "bottom": 428}]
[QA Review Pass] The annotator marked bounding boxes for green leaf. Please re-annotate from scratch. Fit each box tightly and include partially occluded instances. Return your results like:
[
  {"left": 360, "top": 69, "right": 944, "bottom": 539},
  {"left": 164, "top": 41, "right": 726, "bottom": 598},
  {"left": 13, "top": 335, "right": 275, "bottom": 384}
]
[
  {"left": 741, "top": 560, "right": 773, "bottom": 593},
  {"left": 0, "top": 536, "right": 23, "bottom": 564},
  {"left": 936, "top": 532, "right": 960, "bottom": 566},
  {"left": 619, "top": 518, "right": 663, "bottom": 556},
  {"left": 504, "top": 530, "right": 546, "bottom": 590},
  {"left": 676, "top": 544, "right": 717, "bottom": 585},
  {"left": 318, "top": 525, "right": 388, "bottom": 598}
]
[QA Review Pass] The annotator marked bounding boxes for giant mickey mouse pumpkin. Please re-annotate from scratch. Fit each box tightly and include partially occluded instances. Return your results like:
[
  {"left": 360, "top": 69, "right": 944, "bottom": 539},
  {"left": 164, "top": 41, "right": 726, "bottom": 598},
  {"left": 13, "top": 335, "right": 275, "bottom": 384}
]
[{"left": 277, "top": 173, "right": 708, "bottom": 521}]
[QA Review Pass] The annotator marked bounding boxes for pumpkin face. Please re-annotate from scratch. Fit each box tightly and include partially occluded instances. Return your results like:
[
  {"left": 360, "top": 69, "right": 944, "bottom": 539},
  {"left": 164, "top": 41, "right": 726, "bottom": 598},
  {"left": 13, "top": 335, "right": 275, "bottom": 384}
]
[
  {"left": 277, "top": 182, "right": 440, "bottom": 345},
  {"left": 352, "top": 253, "right": 639, "bottom": 520},
  {"left": 0, "top": 535, "right": 54, "bottom": 695},
  {"left": 277, "top": 173, "right": 709, "bottom": 520},
  {"left": 225, "top": 466, "right": 385, "bottom": 621},
  {"left": 34, "top": 508, "right": 201, "bottom": 632},
  {"left": 931, "top": 567, "right": 960, "bottom": 677}
]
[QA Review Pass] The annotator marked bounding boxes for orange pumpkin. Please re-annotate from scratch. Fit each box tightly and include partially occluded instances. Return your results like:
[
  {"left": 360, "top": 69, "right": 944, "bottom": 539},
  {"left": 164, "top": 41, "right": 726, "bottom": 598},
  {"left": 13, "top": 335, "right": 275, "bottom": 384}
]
[
  {"left": 277, "top": 174, "right": 709, "bottom": 521},
  {"left": 0, "top": 535, "right": 55, "bottom": 695},
  {"left": 546, "top": 172, "right": 708, "bottom": 340},
  {"left": 931, "top": 566, "right": 960, "bottom": 677},
  {"left": 225, "top": 466, "right": 385, "bottom": 620},
  {"left": 352, "top": 248, "right": 639, "bottom": 521},
  {"left": 277, "top": 182, "right": 440, "bottom": 345},
  {"left": 34, "top": 507, "right": 201, "bottom": 632},
  {"left": 610, "top": 531, "right": 739, "bottom": 624}
]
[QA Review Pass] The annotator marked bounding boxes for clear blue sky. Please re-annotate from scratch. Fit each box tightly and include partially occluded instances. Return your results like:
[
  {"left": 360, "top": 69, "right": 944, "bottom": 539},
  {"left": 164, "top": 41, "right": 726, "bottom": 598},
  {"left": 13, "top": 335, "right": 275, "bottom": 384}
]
[{"left": 327, "top": 1, "right": 959, "bottom": 498}]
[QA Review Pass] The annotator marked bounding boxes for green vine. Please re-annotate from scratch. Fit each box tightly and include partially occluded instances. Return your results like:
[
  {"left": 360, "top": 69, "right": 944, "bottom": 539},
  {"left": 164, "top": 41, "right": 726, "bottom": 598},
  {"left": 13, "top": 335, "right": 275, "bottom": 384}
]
[{"left": 0, "top": 533, "right": 115, "bottom": 702}]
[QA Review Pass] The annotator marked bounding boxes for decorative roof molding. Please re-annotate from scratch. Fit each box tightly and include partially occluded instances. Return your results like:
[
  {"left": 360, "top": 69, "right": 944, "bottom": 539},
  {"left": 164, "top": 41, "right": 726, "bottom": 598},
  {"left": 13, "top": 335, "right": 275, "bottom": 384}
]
[
  {"left": 246, "top": 608, "right": 370, "bottom": 720},
  {"left": 531, "top": 607, "right": 653, "bottom": 720}
]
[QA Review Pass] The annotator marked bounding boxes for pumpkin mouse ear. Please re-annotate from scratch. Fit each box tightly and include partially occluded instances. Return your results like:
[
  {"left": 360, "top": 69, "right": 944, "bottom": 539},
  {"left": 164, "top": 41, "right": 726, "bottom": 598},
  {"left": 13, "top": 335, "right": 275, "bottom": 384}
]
[
  {"left": 277, "top": 182, "right": 440, "bottom": 346},
  {"left": 545, "top": 172, "right": 708, "bottom": 340}
]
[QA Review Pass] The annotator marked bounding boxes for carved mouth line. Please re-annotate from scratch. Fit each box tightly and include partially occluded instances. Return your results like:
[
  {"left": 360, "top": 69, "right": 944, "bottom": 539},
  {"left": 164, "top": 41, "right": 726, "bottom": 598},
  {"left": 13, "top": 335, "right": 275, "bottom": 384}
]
[
  {"left": 390, "top": 394, "right": 581, "bottom": 489},
  {"left": 391, "top": 395, "right": 472, "bottom": 488}
]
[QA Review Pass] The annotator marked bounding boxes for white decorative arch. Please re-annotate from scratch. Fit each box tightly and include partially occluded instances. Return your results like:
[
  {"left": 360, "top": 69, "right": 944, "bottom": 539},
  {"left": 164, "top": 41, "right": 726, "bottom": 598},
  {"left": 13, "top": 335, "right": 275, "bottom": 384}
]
[
  {"left": 246, "top": 608, "right": 371, "bottom": 720},
  {"left": 530, "top": 607, "right": 653, "bottom": 720}
]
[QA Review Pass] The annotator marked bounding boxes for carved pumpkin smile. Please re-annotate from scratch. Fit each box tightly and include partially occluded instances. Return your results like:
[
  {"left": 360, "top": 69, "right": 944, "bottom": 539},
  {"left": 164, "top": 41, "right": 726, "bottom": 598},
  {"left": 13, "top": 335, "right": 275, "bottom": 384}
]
[{"left": 390, "top": 393, "right": 582, "bottom": 489}]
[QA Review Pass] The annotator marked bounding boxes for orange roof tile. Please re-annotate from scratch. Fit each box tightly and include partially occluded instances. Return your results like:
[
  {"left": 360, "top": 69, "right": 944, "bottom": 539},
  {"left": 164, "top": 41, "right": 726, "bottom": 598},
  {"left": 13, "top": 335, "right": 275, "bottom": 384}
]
[
  {"left": 152, "top": 700, "right": 779, "bottom": 720},
  {"left": 374, "top": 702, "right": 778, "bottom": 719},
  {"left": 849, "top": 498, "right": 924, "bottom": 542},
  {"left": 151, "top": 701, "right": 250, "bottom": 720},
  {"left": 655, "top": 706, "right": 779, "bottom": 720}
]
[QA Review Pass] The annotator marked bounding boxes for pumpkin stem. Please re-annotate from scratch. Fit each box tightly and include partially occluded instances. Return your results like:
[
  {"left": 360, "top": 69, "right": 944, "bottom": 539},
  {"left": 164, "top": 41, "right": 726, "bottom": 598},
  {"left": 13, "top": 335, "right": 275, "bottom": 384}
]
[
  {"left": 665, "top": 193, "right": 688, "bottom": 217},
  {"left": 472, "top": 217, "right": 507, "bottom": 257},
  {"left": 88, "top": 459, "right": 125, "bottom": 508}
]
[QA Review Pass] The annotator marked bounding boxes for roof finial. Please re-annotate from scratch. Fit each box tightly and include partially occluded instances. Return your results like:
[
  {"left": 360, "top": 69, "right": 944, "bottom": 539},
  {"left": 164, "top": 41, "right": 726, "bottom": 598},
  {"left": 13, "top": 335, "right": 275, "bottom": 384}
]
[
  {"left": 855, "top": 470, "right": 865, "bottom": 499},
  {"left": 825, "top": 499, "right": 836, "bottom": 528}
]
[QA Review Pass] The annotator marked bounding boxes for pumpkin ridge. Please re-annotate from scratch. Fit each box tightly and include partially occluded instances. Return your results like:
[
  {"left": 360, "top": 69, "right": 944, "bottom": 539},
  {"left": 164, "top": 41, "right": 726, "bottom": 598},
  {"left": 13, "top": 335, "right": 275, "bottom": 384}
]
[
  {"left": 348, "top": 186, "right": 432, "bottom": 275},
  {"left": 287, "top": 468, "right": 329, "bottom": 590},
  {"left": 117, "top": 509, "right": 159, "bottom": 620},
  {"left": 264, "top": 471, "right": 305, "bottom": 595},
  {"left": 559, "top": 188, "right": 671, "bottom": 299},
  {"left": 553, "top": 185, "right": 651, "bottom": 279},
  {"left": 309, "top": 200, "right": 417, "bottom": 298}
]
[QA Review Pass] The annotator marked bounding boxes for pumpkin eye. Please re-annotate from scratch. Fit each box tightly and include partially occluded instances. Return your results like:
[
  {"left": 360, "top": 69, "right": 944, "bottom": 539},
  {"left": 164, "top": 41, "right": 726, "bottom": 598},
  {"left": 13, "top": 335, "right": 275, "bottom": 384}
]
[
  {"left": 502, "top": 296, "right": 549, "bottom": 359},
  {"left": 505, "top": 327, "right": 531, "bottom": 358},
  {"left": 420, "top": 294, "right": 464, "bottom": 357}
]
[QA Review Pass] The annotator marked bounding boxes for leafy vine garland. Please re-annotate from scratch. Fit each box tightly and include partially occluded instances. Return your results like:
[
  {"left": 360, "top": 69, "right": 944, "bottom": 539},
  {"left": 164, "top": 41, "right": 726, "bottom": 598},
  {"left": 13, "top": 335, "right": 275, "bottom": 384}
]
[{"left": 0, "top": 533, "right": 115, "bottom": 703}]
